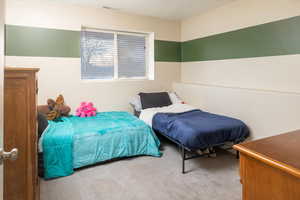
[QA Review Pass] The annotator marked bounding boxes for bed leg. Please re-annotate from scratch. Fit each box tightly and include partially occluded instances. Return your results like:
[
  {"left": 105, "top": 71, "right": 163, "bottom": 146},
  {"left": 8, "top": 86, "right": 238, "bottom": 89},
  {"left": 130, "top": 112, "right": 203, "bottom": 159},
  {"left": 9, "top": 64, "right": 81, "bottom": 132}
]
[
  {"left": 181, "top": 146, "right": 186, "bottom": 174},
  {"left": 236, "top": 150, "right": 240, "bottom": 159}
]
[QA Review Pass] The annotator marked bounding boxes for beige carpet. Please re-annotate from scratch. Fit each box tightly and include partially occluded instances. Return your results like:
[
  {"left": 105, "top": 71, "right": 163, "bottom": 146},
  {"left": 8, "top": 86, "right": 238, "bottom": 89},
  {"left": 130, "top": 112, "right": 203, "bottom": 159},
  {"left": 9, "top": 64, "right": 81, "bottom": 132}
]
[{"left": 41, "top": 140, "right": 242, "bottom": 200}]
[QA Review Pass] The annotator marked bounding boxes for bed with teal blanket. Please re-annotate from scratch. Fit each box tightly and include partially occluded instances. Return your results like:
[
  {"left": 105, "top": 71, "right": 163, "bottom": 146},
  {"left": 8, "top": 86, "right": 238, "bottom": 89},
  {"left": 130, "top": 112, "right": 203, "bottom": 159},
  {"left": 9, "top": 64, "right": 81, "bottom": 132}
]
[{"left": 40, "top": 112, "right": 161, "bottom": 179}]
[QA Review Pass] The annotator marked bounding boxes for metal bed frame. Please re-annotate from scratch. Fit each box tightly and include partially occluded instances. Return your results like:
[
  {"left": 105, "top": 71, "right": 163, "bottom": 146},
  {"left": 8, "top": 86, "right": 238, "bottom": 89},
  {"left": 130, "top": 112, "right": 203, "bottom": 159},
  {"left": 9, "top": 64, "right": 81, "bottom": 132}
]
[
  {"left": 133, "top": 109, "right": 242, "bottom": 173},
  {"left": 156, "top": 131, "right": 241, "bottom": 174}
]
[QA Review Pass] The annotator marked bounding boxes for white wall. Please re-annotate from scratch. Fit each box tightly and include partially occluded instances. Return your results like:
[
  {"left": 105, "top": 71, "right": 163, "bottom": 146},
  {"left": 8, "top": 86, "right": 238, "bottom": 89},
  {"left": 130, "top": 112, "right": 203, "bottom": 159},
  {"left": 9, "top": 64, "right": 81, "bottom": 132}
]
[
  {"left": 181, "top": 0, "right": 300, "bottom": 41},
  {"left": 180, "top": 0, "right": 300, "bottom": 92},
  {"left": 5, "top": 0, "right": 181, "bottom": 112},
  {"left": 181, "top": 55, "right": 300, "bottom": 93},
  {"left": 177, "top": 0, "right": 300, "bottom": 139},
  {"left": 174, "top": 83, "right": 300, "bottom": 140},
  {"left": 6, "top": 0, "right": 180, "bottom": 41},
  {"left": 5, "top": 56, "right": 180, "bottom": 111}
]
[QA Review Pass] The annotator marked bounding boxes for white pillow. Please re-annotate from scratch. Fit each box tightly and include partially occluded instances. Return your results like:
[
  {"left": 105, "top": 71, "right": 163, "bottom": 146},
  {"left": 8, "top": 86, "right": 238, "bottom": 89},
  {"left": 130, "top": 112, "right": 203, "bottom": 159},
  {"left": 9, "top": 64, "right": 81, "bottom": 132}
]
[
  {"left": 168, "top": 92, "right": 183, "bottom": 104},
  {"left": 129, "top": 95, "right": 142, "bottom": 111}
]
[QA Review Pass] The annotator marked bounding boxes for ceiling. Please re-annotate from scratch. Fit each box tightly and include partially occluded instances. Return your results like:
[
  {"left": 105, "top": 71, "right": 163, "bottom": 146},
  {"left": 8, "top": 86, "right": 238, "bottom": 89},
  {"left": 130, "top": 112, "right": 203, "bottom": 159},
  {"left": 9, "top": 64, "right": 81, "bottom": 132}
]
[{"left": 48, "top": 0, "right": 235, "bottom": 20}]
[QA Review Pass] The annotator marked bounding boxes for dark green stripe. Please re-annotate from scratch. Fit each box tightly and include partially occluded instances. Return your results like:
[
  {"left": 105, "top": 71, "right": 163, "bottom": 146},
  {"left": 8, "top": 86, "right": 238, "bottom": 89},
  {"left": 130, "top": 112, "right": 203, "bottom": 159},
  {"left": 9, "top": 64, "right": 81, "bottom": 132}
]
[
  {"left": 5, "top": 25, "right": 181, "bottom": 62},
  {"left": 155, "top": 40, "right": 181, "bottom": 62},
  {"left": 182, "top": 15, "right": 300, "bottom": 62},
  {"left": 7, "top": 15, "right": 300, "bottom": 62},
  {"left": 5, "top": 25, "right": 80, "bottom": 57}
]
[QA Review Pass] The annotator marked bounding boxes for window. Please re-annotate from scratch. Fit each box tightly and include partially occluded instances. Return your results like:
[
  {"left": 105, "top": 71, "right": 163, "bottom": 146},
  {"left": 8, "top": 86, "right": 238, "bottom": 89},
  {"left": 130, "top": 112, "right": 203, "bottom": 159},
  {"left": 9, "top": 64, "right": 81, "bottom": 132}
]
[{"left": 81, "top": 28, "right": 154, "bottom": 80}]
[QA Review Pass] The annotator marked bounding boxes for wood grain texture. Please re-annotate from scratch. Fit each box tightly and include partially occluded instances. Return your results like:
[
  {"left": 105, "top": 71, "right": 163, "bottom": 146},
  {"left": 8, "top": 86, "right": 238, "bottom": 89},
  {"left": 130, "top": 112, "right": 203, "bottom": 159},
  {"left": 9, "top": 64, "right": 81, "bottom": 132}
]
[
  {"left": 234, "top": 130, "right": 300, "bottom": 200},
  {"left": 4, "top": 68, "right": 40, "bottom": 200},
  {"left": 239, "top": 154, "right": 300, "bottom": 200},
  {"left": 234, "top": 130, "right": 300, "bottom": 178}
]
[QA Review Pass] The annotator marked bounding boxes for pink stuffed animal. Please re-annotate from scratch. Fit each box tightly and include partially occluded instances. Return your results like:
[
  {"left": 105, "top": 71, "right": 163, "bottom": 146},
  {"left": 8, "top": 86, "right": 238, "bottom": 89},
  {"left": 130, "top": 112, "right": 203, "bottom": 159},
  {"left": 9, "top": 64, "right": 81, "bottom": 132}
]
[{"left": 75, "top": 102, "right": 97, "bottom": 117}]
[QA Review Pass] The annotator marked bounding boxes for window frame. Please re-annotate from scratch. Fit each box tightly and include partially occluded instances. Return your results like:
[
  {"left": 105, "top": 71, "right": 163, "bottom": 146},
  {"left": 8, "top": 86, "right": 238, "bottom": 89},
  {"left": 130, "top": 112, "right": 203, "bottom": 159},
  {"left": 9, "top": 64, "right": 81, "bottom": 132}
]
[{"left": 81, "top": 27, "right": 155, "bottom": 81}]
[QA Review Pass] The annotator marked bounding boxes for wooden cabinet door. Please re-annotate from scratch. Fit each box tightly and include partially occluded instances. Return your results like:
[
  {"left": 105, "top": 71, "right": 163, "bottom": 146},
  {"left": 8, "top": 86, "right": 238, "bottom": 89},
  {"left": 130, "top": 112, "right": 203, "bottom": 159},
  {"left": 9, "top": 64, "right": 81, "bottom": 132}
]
[
  {"left": 4, "top": 69, "right": 39, "bottom": 200},
  {"left": 0, "top": 0, "right": 4, "bottom": 197}
]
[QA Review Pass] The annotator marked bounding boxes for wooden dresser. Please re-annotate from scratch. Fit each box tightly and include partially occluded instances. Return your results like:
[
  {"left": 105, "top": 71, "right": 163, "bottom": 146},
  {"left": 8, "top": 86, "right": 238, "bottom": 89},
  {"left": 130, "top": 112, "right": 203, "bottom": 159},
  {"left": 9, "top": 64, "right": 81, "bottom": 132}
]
[
  {"left": 4, "top": 68, "right": 40, "bottom": 200},
  {"left": 234, "top": 130, "right": 300, "bottom": 200}
]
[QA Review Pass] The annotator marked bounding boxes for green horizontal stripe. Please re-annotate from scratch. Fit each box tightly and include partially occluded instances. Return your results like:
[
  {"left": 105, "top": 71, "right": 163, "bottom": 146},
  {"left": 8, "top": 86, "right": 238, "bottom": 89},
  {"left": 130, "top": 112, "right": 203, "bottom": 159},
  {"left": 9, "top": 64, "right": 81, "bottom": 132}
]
[
  {"left": 5, "top": 25, "right": 181, "bottom": 62},
  {"left": 155, "top": 40, "right": 181, "bottom": 62},
  {"left": 5, "top": 25, "right": 80, "bottom": 57},
  {"left": 182, "top": 15, "right": 300, "bottom": 62},
  {"left": 6, "top": 15, "right": 300, "bottom": 62}
]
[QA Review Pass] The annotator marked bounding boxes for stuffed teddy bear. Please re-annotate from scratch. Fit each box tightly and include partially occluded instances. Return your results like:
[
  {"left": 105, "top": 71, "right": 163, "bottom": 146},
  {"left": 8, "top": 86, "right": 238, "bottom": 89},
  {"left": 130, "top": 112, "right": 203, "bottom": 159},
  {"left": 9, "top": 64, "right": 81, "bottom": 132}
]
[
  {"left": 37, "top": 95, "right": 71, "bottom": 121},
  {"left": 75, "top": 102, "right": 97, "bottom": 117}
]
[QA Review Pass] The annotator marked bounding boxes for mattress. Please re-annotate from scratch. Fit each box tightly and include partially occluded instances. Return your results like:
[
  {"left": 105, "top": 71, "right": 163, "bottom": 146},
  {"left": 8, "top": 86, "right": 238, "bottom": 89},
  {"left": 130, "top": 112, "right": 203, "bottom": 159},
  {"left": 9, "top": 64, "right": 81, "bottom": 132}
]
[
  {"left": 41, "top": 112, "right": 161, "bottom": 179},
  {"left": 152, "top": 109, "right": 249, "bottom": 150}
]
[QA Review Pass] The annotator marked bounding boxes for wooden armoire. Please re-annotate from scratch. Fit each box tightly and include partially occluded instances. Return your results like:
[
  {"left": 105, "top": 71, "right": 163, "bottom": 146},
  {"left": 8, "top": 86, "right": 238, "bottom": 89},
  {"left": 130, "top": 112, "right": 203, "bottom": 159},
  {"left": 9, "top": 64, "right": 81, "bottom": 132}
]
[{"left": 4, "top": 67, "right": 40, "bottom": 200}]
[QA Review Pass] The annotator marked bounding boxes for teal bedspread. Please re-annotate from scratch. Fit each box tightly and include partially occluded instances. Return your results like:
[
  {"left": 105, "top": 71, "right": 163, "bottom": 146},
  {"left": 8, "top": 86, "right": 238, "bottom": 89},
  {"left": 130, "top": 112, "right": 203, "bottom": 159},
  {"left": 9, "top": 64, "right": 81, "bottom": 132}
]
[{"left": 42, "top": 112, "right": 161, "bottom": 179}]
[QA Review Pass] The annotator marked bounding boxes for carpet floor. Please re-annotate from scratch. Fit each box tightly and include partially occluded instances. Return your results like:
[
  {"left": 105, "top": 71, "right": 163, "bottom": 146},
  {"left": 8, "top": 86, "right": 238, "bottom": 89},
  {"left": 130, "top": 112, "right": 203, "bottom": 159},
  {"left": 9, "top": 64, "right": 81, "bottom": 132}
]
[{"left": 41, "top": 140, "right": 242, "bottom": 200}]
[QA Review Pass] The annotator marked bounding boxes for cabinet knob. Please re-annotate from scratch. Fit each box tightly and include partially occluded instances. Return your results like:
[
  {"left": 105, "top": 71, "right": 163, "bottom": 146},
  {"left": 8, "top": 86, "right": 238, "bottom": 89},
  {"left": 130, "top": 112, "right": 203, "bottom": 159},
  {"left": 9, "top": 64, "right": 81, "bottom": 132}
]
[{"left": 0, "top": 148, "right": 18, "bottom": 164}]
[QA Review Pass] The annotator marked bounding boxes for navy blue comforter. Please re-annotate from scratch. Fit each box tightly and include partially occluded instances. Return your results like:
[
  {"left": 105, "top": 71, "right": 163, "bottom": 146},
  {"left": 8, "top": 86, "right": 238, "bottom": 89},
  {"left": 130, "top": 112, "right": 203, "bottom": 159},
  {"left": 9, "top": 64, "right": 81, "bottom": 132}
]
[{"left": 152, "top": 110, "right": 249, "bottom": 150}]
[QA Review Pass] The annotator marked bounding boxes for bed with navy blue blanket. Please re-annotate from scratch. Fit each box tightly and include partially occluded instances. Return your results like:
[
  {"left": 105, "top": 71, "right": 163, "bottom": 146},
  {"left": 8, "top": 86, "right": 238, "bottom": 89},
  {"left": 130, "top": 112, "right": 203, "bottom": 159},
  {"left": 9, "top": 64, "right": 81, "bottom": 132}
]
[
  {"left": 40, "top": 112, "right": 161, "bottom": 179},
  {"left": 152, "top": 109, "right": 249, "bottom": 150}
]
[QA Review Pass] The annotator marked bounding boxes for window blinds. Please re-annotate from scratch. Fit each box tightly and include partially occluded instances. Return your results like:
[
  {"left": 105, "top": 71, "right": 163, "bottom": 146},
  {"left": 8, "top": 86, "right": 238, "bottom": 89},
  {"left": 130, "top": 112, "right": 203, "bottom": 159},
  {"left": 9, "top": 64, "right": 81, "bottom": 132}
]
[
  {"left": 81, "top": 29, "right": 147, "bottom": 80},
  {"left": 81, "top": 30, "right": 114, "bottom": 79},
  {"left": 117, "top": 34, "right": 146, "bottom": 78}
]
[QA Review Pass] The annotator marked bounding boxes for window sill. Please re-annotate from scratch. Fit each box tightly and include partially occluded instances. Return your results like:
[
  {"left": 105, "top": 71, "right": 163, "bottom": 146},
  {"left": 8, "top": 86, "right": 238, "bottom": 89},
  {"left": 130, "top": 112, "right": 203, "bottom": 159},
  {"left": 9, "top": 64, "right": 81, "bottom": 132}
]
[{"left": 81, "top": 78, "right": 154, "bottom": 83}]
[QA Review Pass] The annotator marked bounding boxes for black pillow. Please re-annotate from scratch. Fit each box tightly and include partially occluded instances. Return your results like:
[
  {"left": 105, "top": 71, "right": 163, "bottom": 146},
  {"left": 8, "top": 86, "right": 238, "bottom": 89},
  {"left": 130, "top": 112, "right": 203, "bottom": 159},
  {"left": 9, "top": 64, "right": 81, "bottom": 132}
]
[
  {"left": 37, "top": 112, "right": 48, "bottom": 138},
  {"left": 139, "top": 92, "right": 172, "bottom": 109}
]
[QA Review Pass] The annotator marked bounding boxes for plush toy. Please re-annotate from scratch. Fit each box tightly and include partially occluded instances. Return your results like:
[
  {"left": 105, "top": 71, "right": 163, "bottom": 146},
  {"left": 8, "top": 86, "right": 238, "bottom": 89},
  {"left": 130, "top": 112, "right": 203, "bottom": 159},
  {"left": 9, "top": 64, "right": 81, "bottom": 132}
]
[
  {"left": 75, "top": 102, "right": 97, "bottom": 117},
  {"left": 37, "top": 95, "right": 71, "bottom": 121}
]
